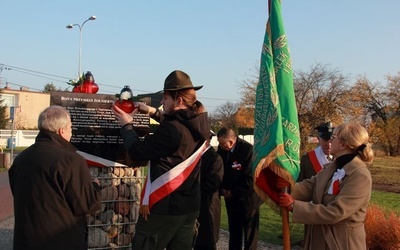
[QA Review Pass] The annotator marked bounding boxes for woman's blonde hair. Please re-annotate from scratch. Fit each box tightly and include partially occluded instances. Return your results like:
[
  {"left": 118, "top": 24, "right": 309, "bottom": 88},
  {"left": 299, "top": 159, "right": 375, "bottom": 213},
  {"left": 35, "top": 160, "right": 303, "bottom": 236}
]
[{"left": 334, "top": 122, "right": 374, "bottom": 163}]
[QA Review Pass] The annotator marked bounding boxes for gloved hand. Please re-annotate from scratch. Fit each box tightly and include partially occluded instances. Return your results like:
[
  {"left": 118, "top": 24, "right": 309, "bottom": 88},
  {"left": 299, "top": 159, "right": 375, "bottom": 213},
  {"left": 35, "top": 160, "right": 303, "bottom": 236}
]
[
  {"left": 279, "top": 192, "right": 295, "bottom": 212},
  {"left": 276, "top": 177, "right": 291, "bottom": 189}
]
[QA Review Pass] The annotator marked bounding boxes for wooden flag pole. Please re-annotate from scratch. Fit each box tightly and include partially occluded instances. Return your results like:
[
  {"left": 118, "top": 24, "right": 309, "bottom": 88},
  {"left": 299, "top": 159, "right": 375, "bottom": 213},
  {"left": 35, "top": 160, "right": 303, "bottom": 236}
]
[
  {"left": 282, "top": 187, "right": 291, "bottom": 250},
  {"left": 282, "top": 207, "right": 290, "bottom": 250}
]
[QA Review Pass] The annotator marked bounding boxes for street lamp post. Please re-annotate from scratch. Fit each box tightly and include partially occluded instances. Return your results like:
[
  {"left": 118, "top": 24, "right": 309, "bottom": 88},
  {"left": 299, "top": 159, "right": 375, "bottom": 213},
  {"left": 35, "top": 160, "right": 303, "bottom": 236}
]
[
  {"left": 0, "top": 66, "right": 10, "bottom": 84},
  {"left": 66, "top": 15, "right": 97, "bottom": 77}
]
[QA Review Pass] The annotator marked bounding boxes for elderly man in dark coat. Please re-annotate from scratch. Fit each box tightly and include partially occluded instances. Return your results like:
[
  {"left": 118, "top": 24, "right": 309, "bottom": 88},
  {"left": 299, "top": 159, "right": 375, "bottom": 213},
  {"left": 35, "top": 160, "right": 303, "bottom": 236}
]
[{"left": 9, "top": 105, "right": 101, "bottom": 250}]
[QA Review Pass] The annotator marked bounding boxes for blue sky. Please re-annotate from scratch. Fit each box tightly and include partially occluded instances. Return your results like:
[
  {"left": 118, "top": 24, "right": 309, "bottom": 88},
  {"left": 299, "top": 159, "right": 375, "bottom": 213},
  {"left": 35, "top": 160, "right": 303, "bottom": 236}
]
[{"left": 1, "top": 1, "right": 399, "bottom": 113}]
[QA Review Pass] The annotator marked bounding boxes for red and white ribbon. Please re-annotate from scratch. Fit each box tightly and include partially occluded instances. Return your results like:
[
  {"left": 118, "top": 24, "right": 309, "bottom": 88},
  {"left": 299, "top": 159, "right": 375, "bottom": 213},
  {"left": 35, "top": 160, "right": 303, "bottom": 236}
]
[
  {"left": 328, "top": 169, "right": 345, "bottom": 195},
  {"left": 77, "top": 151, "right": 127, "bottom": 167},
  {"left": 141, "top": 141, "right": 207, "bottom": 209}
]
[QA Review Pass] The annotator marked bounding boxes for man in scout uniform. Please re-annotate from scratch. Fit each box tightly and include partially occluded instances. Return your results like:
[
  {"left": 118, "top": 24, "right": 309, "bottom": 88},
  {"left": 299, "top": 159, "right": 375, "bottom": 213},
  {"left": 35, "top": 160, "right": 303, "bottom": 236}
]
[
  {"left": 295, "top": 121, "right": 334, "bottom": 247},
  {"left": 112, "top": 70, "right": 210, "bottom": 250},
  {"left": 297, "top": 121, "right": 334, "bottom": 182}
]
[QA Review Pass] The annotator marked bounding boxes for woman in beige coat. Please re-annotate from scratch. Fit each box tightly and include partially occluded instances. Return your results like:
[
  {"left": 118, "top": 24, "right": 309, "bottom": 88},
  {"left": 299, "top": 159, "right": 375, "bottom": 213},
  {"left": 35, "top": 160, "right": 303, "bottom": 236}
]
[{"left": 278, "top": 122, "right": 374, "bottom": 250}]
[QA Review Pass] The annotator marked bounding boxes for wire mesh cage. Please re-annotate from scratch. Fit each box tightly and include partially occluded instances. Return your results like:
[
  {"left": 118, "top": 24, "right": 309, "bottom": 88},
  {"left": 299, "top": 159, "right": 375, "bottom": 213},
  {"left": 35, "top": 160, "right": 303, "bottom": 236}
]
[{"left": 87, "top": 165, "right": 145, "bottom": 249}]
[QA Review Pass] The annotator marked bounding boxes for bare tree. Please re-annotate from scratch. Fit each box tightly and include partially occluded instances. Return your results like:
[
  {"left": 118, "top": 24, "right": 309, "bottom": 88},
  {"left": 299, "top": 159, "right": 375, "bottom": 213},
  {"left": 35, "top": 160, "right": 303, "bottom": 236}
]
[
  {"left": 294, "top": 63, "right": 351, "bottom": 152},
  {"left": 43, "top": 82, "right": 61, "bottom": 93},
  {"left": 214, "top": 101, "right": 239, "bottom": 128},
  {"left": 386, "top": 73, "right": 400, "bottom": 154},
  {"left": 349, "top": 76, "right": 382, "bottom": 124},
  {"left": 0, "top": 89, "right": 8, "bottom": 129},
  {"left": 352, "top": 73, "right": 400, "bottom": 155},
  {"left": 236, "top": 62, "right": 400, "bottom": 155},
  {"left": 237, "top": 62, "right": 352, "bottom": 152},
  {"left": 239, "top": 63, "right": 259, "bottom": 108},
  {"left": 235, "top": 106, "right": 254, "bottom": 128}
]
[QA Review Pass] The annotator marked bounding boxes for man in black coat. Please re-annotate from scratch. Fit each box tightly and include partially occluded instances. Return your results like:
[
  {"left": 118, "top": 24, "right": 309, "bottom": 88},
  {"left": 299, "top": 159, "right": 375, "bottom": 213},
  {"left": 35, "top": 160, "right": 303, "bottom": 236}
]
[
  {"left": 217, "top": 127, "right": 262, "bottom": 250},
  {"left": 194, "top": 131, "right": 224, "bottom": 250},
  {"left": 9, "top": 105, "right": 101, "bottom": 250}
]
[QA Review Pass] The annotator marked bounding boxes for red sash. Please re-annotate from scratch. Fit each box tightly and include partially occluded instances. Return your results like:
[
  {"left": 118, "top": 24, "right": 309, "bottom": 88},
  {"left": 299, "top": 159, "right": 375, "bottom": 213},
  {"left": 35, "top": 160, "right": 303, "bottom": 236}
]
[
  {"left": 141, "top": 142, "right": 207, "bottom": 209},
  {"left": 307, "top": 150, "right": 323, "bottom": 173}
]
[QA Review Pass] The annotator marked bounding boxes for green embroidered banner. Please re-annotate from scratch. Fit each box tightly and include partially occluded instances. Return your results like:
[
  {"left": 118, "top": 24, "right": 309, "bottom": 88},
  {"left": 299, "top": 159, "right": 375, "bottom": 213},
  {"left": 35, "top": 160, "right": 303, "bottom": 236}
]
[{"left": 253, "top": 0, "right": 301, "bottom": 205}]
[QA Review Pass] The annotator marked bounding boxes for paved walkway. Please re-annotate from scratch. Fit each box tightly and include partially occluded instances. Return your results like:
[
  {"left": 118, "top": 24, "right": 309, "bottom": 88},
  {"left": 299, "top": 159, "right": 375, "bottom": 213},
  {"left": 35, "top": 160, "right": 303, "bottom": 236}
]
[
  {"left": 0, "top": 217, "right": 13, "bottom": 249},
  {"left": 0, "top": 171, "right": 13, "bottom": 249},
  {"left": 0, "top": 171, "right": 13, "bottom": 222}
]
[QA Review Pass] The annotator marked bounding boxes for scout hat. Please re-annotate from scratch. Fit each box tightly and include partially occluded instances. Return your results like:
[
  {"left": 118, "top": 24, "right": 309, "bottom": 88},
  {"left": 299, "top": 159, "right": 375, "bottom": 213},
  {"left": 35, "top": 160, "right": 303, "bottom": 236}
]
[
  {"left": 315, "top": 121, "right": 334, "bottom": 140},
  {"left": 162, "top": 70, "right": 203, "bottom": 92}
]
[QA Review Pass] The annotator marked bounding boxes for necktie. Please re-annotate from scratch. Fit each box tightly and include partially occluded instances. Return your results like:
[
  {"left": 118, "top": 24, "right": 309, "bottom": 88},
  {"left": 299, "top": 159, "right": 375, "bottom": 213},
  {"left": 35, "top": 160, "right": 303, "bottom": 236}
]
[{"left": 226, "top": 151, "right": 232, "bottom": 163}]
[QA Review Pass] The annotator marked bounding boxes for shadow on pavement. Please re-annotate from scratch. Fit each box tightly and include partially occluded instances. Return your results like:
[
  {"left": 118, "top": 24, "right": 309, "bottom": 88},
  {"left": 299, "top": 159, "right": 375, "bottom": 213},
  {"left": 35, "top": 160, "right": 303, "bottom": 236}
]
[{"left": 0, "top": 217, "right": 14, "bottom": 250}]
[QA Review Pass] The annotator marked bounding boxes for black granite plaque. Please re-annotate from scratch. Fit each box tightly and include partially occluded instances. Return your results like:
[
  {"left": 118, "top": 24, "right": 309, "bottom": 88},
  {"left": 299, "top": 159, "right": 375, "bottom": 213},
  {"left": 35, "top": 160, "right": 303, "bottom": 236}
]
[{"left": 50, "top": 91, "right": 150, "bottom": 167}]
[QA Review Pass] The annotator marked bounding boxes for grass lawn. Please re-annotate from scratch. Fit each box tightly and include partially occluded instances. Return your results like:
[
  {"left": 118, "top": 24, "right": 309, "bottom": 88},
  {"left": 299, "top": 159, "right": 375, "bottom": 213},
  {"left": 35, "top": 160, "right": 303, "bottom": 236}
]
[{"left": 369, "top": 156, "right": 400, "bottom": 193}]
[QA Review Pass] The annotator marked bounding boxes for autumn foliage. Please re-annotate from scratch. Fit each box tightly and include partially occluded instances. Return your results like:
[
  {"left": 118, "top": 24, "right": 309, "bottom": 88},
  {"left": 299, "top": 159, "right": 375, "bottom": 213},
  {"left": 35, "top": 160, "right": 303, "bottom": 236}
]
[{"left": 365, "top": 204, "right": 400, "bottom": 250}]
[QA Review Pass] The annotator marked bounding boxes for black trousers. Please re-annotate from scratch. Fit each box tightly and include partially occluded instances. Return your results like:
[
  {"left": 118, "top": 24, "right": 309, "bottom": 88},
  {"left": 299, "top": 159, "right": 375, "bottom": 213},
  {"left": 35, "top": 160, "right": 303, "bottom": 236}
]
[
  {"left": 132, "top": 211, "right": 199, "bottom": 250},
  {"left": 225, "top": 198, "right": 260, "bottom": 250}
]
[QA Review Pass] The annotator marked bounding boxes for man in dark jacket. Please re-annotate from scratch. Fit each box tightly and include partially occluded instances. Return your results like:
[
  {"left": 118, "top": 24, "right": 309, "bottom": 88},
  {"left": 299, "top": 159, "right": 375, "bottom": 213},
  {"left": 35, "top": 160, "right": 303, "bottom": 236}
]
[
  {"left": 296, "top": 121, "right": 333, "bottom": 247},
  {"left": 194, "top": 130, "right": 224, "bottom": 250},
  {"left": 297, "top": 121, "right": 334, "bottom": 182},
  {"left": 8, "top": 105, "right": 101, "bottom": 250},
  {"left": 112, "top": 70, "right": 210, "bottom": 250},
  {"left": 217, "top": 127, "right": 262, "bottom": 250}
]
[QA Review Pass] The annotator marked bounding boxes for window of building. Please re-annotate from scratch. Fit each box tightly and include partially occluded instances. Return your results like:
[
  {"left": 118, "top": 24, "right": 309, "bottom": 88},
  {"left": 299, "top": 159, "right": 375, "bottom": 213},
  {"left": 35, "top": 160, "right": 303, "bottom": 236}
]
[{"left": 1, "top": 94, "right": 15, "bottom": 107}]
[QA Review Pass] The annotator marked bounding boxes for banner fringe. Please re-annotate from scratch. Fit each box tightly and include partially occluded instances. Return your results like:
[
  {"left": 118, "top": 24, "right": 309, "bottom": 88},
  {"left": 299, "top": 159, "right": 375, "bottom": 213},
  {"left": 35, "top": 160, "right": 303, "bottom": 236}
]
[{"left": 253, "top": 144, "right": 296, "bottom": 213}]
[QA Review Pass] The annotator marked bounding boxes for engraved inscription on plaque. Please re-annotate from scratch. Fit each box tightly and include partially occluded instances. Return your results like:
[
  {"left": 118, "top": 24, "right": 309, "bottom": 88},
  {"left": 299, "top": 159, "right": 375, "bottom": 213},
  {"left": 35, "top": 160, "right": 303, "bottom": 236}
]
[{"left": 50, "top": 92, "right": 150, "bottom": 166}]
